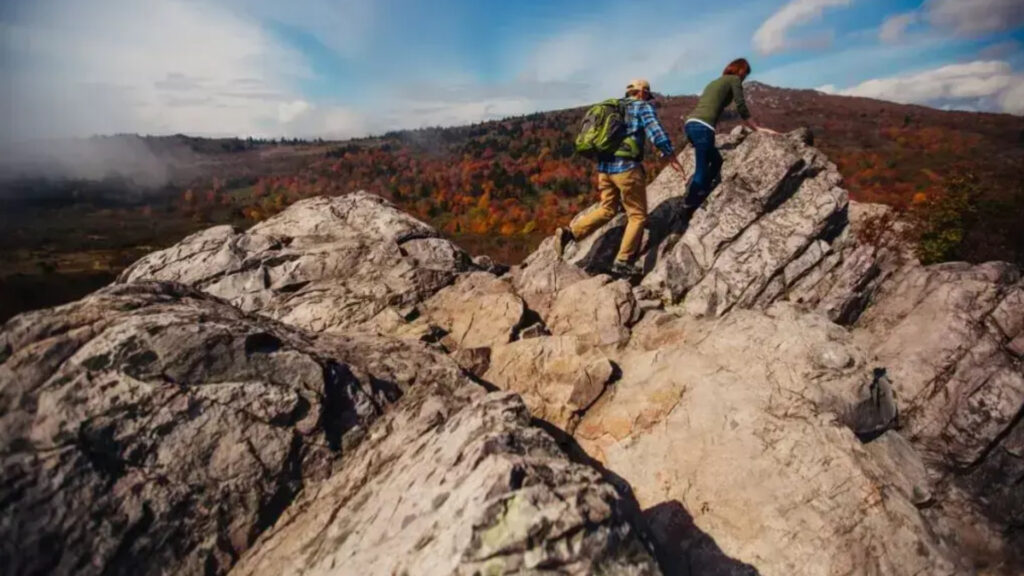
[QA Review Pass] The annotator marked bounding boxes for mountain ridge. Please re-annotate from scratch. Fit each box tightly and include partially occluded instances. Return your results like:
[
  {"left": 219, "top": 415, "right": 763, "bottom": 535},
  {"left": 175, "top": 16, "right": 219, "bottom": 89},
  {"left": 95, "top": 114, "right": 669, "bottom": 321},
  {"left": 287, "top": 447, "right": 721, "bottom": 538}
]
[{"left": 2, "top": 83, "right": 1022, "bottom": 323}]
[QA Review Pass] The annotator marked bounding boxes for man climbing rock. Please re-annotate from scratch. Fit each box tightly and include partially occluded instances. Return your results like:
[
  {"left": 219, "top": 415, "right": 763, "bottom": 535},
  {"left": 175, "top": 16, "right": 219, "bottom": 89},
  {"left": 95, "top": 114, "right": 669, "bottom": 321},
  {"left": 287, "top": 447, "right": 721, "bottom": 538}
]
[{"left": 554, "top": 79, "right": 684, "bottom": 278}]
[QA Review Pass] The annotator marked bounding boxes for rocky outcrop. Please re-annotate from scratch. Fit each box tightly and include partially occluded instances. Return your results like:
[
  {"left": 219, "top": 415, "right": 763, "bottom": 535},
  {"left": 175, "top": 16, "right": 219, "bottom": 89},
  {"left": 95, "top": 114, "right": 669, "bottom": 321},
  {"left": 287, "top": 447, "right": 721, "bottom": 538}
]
[
  {"left": 422, "top": 271, "right": 526, "bottom": 350},
  {"left": 495, "top": 128, "right": 1022, "bottom": 573},
  {"left": 5, "top": 127, "right": 1023, "bottom": 575},
  {"left": 0, "top": 282, "right": 408, "bottom": 575},
  {"left": 232, "top": 391, "right": 658, "bottom": 576},
  {"left": 852, "top": 261, "right": 1024, "bottom": 531},
  {"left": 522, "top": 128, "right": 906, "bottom": 325},
  {"left": 575, "top": 305, "right": 960, "bottom": 575},
  {"left": 118, "top": 192, "right": 473, "bottom": 335},
  {"left": 0, "top": 282, "right": 658, "bottom": 576}
]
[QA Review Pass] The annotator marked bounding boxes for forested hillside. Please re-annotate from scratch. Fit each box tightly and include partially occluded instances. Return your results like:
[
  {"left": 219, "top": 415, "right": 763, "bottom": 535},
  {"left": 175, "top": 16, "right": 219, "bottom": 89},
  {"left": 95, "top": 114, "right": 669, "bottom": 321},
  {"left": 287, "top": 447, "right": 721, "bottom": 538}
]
[
  {"left": 2, "top": 83, "right": 1022, "bottom": 321},
  {"left": 216, "top": 83, "right": 1024, "bottom": 264}
]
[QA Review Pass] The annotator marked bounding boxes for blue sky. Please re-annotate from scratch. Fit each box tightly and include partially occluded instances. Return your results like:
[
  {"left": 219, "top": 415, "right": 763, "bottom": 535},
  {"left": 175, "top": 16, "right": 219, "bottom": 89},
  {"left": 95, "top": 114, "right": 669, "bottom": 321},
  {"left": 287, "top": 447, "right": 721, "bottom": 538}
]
[{"left": 1, "top": 0, "right": 1022, "bottom": 141}]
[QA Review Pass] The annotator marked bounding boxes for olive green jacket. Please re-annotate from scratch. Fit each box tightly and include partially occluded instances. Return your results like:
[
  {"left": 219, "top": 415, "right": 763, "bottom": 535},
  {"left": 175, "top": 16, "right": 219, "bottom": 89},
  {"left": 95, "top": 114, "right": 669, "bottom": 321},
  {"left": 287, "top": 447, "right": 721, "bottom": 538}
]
[{"left": 687, "top": 74, "right": 751, "bottom": 128}]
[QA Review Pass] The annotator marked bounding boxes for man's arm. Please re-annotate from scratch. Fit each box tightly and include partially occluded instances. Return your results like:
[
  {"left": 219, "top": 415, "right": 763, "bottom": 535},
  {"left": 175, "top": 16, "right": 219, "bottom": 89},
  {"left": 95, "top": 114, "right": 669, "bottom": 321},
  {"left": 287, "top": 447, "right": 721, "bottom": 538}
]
[{"left": 637, "top": 103, "right": 685, "bottom": 173}]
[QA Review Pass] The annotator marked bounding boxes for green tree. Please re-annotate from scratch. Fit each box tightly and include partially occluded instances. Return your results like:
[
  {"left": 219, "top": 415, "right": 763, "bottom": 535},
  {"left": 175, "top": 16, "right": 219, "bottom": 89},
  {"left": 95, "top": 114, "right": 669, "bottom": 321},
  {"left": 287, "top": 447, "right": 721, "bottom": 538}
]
[{"left": 911, "top": 174, "right": 978, "bottom": 264}]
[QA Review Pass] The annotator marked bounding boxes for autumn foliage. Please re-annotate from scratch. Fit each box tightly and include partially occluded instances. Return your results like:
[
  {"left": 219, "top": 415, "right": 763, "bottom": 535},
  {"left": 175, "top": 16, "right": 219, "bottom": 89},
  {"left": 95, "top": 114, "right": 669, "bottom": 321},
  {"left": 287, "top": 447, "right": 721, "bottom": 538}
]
[
  {"left": 166, "top": 86, "right": 1024, "bottom": 266},
  {"left": 165, "top": 112, "right": 669, "bottom": 261}
]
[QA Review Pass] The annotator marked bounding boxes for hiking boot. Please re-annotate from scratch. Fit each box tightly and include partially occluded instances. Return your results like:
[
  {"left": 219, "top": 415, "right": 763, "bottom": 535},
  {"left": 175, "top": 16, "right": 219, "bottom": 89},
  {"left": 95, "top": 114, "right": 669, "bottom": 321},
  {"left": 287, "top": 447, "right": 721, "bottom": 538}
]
[
  {"left": 609, "top": 260, "right": 643, "bottom": 278},
  {"left": 553, "top": 227, "right": 575, "bottom": 258}
]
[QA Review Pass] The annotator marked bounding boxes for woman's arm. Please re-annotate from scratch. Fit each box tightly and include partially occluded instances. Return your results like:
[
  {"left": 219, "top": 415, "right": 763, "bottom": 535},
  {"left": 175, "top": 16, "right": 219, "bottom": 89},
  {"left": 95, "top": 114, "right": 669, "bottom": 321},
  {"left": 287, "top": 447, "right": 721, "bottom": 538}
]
[
  {"left": 731, "top": 76, "right": 752, "bottom": 122},
  {"left": 732, "top": 77, "right": 778, "bottom": 134},
  {"left": 743, "top": 118, "right": 779, "bottom": 134}
]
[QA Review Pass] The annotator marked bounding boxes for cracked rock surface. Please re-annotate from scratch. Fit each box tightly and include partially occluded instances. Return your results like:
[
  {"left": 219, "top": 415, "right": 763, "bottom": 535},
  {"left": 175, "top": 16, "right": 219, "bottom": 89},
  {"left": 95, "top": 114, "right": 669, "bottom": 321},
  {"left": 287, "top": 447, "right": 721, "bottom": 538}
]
[
  {"left": 118, "top": 192, "right": 473, "bottom": 334},
  {"left": 421, "top": 271, "right": 526, "bottom": 350},
  {"left": 0, "top": 282, "right": 657, "bottom": 576},
  {"left": 852, "top": 261, "right": 1024, "bottom": 532},
  {"left": 0, "top": 282, "right": 427, "bottom": 575},
  {"left": 500, "top": 128, "right": 1023, "bottom": 574},
  {"left": 232, "top": 391, "right": 659, "bottom": 576},
  {"left": 576, "top": 305, "right": 959, "bottom": 575}
]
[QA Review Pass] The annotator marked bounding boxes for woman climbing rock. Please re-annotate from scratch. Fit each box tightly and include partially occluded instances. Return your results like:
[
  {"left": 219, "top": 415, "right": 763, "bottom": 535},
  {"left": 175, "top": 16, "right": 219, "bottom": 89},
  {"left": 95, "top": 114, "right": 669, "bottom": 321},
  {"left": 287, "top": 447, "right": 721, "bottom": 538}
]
[{"left": 684, "top": 58, "right": 777, "bottom": 209}]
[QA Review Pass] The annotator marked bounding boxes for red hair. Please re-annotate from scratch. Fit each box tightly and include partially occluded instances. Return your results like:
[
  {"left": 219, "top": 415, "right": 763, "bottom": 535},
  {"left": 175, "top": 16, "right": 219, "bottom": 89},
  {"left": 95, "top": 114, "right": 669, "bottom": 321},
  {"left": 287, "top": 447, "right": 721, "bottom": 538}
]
[{"left": 723, "top": 58, "right": 751, "bottom": 77}]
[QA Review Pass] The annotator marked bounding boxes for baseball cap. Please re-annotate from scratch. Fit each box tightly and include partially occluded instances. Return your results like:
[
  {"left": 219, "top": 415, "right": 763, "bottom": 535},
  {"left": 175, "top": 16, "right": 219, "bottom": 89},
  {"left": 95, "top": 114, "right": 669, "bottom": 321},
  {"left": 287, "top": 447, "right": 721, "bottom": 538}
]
[{"left": 626, "top": 78, "right": 651, "bottom": 93}]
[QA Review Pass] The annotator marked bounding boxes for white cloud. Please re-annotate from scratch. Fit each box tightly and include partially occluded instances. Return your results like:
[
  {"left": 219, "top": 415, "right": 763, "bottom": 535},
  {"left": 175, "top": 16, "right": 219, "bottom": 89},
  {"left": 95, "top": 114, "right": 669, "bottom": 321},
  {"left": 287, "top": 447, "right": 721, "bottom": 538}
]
[
  {"left": 372, "top": 77, "right": 589, "bottom": 134},
  {"left": 278, "top": 103, "right": 370, "bottom": 139},
  {"left": 278, "top": 100, "right": 312, "bottom": 124},
  {"left": 925, "top": 0, "right": 1024, "bottom": 37},
  {"left": 1, "top": 0, "right": 370, "bottom": 142},
  {"left": 830, "top": 60, "right": 1024, "bottom": 115},
  {"left": 391, "top": 99, "right": 541, "bottom": 130},
  {"left": 998, "top": 80, "right": 1024, "bottom": 115},
  {"left": 879, "top": 12, "right": 918, "bottom": 43},
  {"left": 518, "top": 10, "right": 756, "bottom": 100},
  {"left": 753, "top": 0, "right": 852, "bottom": 55},
  {"left": 529, "top": 31, "right": 598, "bottom": 83},
  {"left": 979, "top": 40, "right": 1024, "bottom": 60},
  {"left": 370, "top": 4, "right": 762, "bottom": 135}
]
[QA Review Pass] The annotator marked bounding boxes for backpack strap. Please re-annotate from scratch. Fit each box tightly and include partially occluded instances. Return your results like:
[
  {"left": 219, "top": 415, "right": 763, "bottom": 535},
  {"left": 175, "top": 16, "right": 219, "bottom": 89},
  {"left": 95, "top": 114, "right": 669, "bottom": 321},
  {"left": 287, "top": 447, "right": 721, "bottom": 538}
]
[{"left": 615, "top": 98, "right": 643, "bottom": 160}]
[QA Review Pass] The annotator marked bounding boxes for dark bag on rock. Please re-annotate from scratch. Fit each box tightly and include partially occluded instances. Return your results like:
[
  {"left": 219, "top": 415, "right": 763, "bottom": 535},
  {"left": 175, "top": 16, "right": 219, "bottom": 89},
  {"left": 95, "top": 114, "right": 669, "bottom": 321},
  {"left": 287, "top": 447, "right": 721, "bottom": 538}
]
[{"left": 850, "top": 367, "right": 899, "bottom": 442}]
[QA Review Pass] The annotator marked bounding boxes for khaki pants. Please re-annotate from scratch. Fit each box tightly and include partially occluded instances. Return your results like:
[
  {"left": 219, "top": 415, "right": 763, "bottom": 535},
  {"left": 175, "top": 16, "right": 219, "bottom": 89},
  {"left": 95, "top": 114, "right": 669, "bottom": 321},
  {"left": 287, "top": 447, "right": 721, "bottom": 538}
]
[{"left": 570, "top": 167, "right": 647, "bottom": 263}]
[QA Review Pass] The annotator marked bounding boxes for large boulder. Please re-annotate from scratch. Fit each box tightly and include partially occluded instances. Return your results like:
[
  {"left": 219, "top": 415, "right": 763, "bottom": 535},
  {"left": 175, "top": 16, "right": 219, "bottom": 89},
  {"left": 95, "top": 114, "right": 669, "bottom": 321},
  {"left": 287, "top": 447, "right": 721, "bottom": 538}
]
[
  {"left": 511, "top": 129, "right": 1023, "bottom": 573},
  {"left": 546, "top": 274, "right": 638, "bottom": 347},
  {"left": 641, "top": 129, "right": 850, "bottom": 316},
  {"left": 853, "top": 261, "right": 1024, "bottom": 530},
  {"left": 510, "top": 249, "right": 590, "bottom": 319},
  {"left": 231, "top": 392, "right": 659, "bottom": 576},
  {"left": 483, "top": 336, "right": 615, "bottom": 432},
  {"left": 0, "top": 282, "right": 435, "bottom": 575},
  {"left": 0, "top": 282, "right": 660, "bottom": 576},
  {"left": 573, "top": 305, "right": 961, "bottom": 575},
  {"left": 530, "top": 128, "right": 905, "bottom": 326},
  {"left": 421, "top": 271, "right": 526, "bottom": 350},
  {"left": 118, "top": 192, "right": 472, "bottom": 335}
]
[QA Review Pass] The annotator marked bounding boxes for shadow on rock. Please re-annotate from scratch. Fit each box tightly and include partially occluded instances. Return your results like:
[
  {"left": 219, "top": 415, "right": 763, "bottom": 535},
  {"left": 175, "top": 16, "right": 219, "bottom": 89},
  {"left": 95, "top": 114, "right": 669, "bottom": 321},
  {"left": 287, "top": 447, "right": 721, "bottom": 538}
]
[
  {"left": 533, "top": 418, "right": 759, "bottom": 576},
  {"left": 576, "top": 196, "right": 697, "bottom": 275},
  {"left": 577, "top": 221, "right": 626, "bottom": 274},
  {"left": 641, "top": 196, "right": 696, "bottom": 273},
  {"left": 644, "top": 500, "right": 761, "bottom": 576}
]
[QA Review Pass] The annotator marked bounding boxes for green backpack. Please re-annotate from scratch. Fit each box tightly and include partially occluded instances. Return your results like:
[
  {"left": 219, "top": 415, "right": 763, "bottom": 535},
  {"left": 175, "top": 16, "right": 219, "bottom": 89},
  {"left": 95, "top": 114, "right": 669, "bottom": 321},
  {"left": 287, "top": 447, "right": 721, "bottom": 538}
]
[{"left": 574, "top": 99, "right": 641, "bottom": 160}]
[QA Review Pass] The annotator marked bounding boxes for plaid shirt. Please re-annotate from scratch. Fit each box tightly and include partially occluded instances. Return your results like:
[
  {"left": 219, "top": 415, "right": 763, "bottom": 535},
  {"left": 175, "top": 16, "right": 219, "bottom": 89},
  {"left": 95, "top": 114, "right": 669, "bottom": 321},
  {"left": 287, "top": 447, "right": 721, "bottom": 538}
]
[{"left": 597, "top": 98, "right": 675, "bottom": 174}]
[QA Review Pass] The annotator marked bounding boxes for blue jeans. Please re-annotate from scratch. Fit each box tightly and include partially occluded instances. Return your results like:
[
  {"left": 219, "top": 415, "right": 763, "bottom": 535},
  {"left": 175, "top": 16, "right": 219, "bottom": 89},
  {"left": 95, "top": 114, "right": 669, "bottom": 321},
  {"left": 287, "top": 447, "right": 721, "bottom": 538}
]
[{"left": 685, "top": 122, "right": 723, "bottom": 206}]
